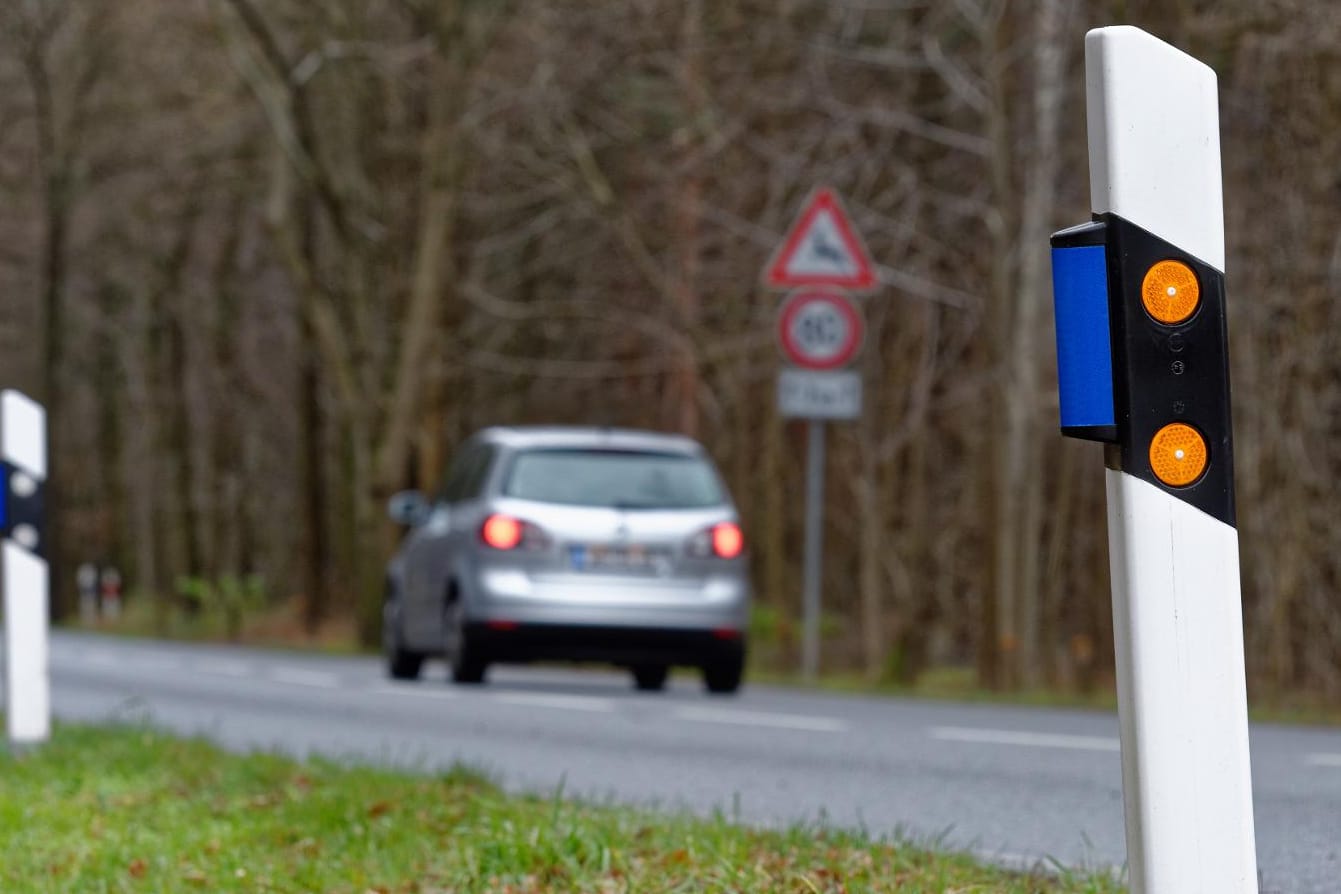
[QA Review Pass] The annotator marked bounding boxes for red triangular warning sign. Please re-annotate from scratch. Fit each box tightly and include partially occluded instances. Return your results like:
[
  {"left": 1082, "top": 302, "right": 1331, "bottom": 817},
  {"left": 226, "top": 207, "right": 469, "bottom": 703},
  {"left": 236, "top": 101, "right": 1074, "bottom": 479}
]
[{"left": 763, "top": 188, "right": 877, "bottom": 291}]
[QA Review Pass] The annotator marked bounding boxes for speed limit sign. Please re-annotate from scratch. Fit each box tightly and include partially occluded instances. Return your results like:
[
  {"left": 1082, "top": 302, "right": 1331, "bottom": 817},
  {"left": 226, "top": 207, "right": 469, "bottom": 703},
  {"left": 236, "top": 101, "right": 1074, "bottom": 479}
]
[{"left": 776, "top": 289, "right": 865, "bottom": 370}]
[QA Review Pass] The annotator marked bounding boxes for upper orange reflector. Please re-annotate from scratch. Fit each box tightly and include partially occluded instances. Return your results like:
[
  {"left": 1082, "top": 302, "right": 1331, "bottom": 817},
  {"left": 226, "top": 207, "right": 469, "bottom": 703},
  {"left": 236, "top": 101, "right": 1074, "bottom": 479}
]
[
  {"left": 1141, "top": 260, "right": 1200, "bottom": 324},
  {"left": 1148, "top": 422, "right": 1208, "bottom": 487}
]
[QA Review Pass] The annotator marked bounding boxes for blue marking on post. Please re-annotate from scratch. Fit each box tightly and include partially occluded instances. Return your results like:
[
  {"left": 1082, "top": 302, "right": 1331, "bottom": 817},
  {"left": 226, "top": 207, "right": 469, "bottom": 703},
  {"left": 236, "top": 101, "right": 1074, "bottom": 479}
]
[
  {"left": 0, "top": 462, "right": 7, "bottom": 532},
  {"left": 1051, "top": 244, "right": 1115, "bottom": 429}
]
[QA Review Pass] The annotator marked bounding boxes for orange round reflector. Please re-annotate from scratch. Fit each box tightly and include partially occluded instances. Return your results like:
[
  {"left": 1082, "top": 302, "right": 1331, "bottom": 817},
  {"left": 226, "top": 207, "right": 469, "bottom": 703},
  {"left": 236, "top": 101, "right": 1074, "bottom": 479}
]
[
  {"left": 1141, "top": 260, "right": 1200, "bottom": 324},
  {"left": 1148, "top": 422, "right": 1208, "bottom": 487}
]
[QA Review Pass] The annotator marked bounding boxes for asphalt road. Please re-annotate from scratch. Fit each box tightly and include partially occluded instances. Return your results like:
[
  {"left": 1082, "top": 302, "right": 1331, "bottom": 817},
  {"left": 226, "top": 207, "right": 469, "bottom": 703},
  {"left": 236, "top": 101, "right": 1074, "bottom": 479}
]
[{"left": 38, "top": 631, "right": 1341, "bottom": 893}]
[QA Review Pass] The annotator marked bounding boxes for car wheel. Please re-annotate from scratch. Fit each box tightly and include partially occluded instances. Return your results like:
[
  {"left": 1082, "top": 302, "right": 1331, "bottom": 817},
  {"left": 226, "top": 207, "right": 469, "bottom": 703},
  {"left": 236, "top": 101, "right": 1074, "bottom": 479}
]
[
  {"left": 444, "top": 594, "right": 487, "bottom": 685},
  {"left": 631, "top": 664, "right": 669, "bottom": 692},
  {"left": 383, "top": 584, "right": 424, "bottom": 681},
  {"left": 702, "top": 655, "right": 744, "bottom": 695}
]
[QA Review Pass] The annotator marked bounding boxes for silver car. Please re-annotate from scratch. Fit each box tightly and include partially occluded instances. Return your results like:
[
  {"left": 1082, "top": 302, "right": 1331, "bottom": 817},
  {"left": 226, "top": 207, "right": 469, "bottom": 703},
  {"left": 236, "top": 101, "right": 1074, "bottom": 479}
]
[{"left": 383, "top": 426, "right": 750, "bottom": 693}]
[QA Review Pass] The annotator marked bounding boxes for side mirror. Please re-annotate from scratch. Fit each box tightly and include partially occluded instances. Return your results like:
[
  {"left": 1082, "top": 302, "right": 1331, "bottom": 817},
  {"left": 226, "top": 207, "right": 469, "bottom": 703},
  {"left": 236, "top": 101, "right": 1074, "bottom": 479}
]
[{"left": 387, "top": 490, "right": 430, "bottom": 527}]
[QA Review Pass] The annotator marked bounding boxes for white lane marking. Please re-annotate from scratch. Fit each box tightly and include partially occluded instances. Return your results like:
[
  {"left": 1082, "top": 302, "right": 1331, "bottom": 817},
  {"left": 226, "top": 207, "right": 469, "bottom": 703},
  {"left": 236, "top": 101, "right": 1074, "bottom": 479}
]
[
  {"left": 194, "top": 659, "right": 253, "bottom": 677},
  {"left": 268, "top": 667, "right": 341, "bottom": 689},
  {"left": 491, "top": 692, "right": 615, "bottom": 713},
  {"left": 135, "top": 656, "right": 184, "bottom": 672},
  {"left": 930, "top": 726, "right": 1120, "bottom": 752},
  {"left": 1305, "top": 753, "right": 1341, "bottom": 768},
  {"left": 674, "top": 706, "right": 846, "bottom": 733},
  {"left": 365, "top": 685, "right": 459, "bottom": 701}
]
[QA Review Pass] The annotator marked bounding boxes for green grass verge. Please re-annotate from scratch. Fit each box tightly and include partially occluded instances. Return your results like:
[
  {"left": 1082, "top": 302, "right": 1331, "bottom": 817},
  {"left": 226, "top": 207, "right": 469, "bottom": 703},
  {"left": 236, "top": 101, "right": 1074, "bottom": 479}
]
[{"left": 0, "top": 724, "right": 1124, "bottom": 893}]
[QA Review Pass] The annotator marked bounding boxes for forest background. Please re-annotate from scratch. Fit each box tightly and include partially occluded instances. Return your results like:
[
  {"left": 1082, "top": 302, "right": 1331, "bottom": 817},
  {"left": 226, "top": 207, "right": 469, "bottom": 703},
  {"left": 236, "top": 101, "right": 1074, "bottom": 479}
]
[{"left": 0, "top": 0, "right": 1336, "bottom": 701}]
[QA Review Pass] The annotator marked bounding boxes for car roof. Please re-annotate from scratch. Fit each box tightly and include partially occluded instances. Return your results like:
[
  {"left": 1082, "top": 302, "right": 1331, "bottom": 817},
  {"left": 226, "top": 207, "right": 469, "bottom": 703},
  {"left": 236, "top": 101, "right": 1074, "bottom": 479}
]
[{"left": 474, "top": 426, "right": 705, "bottom": 456}]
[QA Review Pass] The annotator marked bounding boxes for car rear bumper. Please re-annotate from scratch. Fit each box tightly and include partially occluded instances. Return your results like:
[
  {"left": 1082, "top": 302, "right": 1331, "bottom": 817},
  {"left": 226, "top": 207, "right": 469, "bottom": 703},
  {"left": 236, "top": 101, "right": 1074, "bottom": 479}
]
[
  {"left": 465, "top": 621, "right": 745, "bottom": 667},
  {"left": 469, "top": 567, "right": 749, "bottom": 631}
]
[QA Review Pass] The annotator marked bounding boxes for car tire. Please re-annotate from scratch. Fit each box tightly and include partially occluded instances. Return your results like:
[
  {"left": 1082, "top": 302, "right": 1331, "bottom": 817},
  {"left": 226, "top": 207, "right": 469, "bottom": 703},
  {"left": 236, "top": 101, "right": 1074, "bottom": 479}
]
[
  {"left": 702, "top": 655, "right": 744, "bottom": 695},
  {"left": 383, "top": 584, "right": 424, "bottom": 681},
  {"left": 444, "top": 594, "right": 487, "bottom": 685},
  {"left": 631, "top": 664, "right": 669, "bottom": 692}
]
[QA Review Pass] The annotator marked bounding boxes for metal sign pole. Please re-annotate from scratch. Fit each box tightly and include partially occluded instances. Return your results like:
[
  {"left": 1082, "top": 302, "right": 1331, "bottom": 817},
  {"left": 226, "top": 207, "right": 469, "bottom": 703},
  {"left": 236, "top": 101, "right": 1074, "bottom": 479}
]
[
  {"left": 801, "top": 419, "right": 825, "bottom": 681},
  {"left": 1, "top": 390, "right": 50, "bottom": 750},
  {"left": 1050, "top": 27, "right": 1257, "bottom": 893}
]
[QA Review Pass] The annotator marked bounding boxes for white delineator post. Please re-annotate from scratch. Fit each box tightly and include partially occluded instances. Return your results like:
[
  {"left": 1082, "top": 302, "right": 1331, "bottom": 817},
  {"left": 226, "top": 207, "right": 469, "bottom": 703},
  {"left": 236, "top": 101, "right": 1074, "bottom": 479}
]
[
  {"left": 1087, "top": 27, "right": 1257, "bottom": 892},
  {"left": 2, "top": 390, "right": 50, "bottom": 748}
]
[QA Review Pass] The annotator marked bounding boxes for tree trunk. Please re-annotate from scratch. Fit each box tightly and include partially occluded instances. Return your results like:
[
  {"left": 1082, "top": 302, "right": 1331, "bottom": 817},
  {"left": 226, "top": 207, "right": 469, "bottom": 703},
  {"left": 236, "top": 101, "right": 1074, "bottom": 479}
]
[
  {"left": 349, "top": 406, "right": 386, "bottom": 646},
  {"left": 95, "top": 286, "right": 130, "bottom": 580},
  {"left": 984, "top": 0, "right": 1065, "bottom": 690},
  {"left": 857, "top": 469, "right": 885, "bottom": 682},
  {"left": 667, "top": 0, "right": 705, "bottom": 437},
  {"left": 760, "top": 406, "right": 789, "bottom": 657},
  {"left": 1011, "top": 0, "right": 1066, "bottom": 689},
  {"left": 299, "top": 320, "right": 332, "bottom": 634},
  {"left": 982, "top": 2, "right": 1015, "bottom": 689},
  {"left": 168, "top": 260, "right": 206, "bottom": 587},
  {"left": 26, "top": 40, "right": 70, "bottom": 617}
]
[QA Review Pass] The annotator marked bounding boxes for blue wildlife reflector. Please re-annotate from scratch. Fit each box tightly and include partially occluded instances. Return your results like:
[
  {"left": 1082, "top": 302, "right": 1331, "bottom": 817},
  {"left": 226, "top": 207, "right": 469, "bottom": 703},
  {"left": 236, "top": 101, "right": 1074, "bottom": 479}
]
[
  {"left": 1050, "top": 232, "right": 1116, "bottom": 440},
  {"left": 0, "top": 462, "right": 8, "bottom": 532}
]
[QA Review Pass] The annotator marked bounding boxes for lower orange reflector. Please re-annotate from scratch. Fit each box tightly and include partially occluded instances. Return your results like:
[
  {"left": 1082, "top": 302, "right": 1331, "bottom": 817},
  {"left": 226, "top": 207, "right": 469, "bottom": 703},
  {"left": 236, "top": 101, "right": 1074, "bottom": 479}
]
[
  {"left": 1141, "top": 260, "right": 1200, "bottom": 324},
  {"left": 1148, "top": 422, "right": 1208, "bottom": 487}
]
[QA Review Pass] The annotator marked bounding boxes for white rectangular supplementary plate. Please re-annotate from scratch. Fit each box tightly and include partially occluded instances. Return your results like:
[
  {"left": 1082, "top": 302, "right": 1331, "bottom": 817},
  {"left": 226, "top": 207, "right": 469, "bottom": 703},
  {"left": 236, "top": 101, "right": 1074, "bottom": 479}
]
[
  {"left": 1086, "top": 26, "right": 1225, "bottom": 271},
  {"left": 777, "top": 369, "right": 862, "bottom": 420}
]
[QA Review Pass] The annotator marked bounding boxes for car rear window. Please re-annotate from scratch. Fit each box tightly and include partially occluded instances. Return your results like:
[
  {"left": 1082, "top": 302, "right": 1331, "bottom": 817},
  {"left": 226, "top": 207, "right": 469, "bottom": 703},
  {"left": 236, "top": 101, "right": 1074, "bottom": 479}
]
[{"left": 502, "top": 449, "right": 725, "bottom": 509}]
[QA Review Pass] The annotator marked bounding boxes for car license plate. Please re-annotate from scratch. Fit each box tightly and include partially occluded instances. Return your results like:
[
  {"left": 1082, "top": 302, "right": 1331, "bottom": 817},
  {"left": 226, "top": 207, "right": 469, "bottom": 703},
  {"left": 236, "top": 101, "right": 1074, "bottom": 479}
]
[{"left": 569, "top": 544, "right": 668, "bottom": 572}]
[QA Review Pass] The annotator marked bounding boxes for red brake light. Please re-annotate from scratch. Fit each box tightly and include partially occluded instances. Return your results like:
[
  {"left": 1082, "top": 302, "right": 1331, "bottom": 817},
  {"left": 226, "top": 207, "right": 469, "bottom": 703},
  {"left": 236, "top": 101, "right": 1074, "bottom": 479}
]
[
  {"left": 482, "top": 514, "right": 523, "bottom": 550},
  {"left": 711, "top": 522, "right": 744, "bottom": 559}
]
